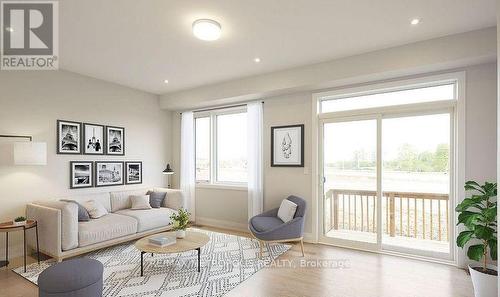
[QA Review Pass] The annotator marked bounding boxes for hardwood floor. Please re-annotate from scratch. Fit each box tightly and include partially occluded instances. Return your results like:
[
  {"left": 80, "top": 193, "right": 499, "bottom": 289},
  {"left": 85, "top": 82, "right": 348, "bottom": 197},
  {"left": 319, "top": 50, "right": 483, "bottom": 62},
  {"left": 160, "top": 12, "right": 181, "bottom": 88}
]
[{"left": 0, "top": 225, "right": 473, "bottom": 297}]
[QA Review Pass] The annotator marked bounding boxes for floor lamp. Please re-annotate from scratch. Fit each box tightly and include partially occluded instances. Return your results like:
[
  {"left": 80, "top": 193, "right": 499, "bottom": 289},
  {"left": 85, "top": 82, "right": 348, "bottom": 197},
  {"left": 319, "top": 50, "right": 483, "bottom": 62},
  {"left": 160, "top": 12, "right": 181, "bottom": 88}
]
[{"left": 162, "top": 164, "right": 174, "bottom": 188}]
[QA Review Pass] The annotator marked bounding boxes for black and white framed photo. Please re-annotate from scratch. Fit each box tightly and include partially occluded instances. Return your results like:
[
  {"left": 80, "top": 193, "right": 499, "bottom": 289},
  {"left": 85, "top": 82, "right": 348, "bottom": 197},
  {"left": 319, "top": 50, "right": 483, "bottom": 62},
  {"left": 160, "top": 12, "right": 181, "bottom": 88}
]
[
  {"left": 70, "top": 161, "right": 93, "bottom": 189},
  {"left": 57, "top": 120, "right": 82, "bottom": 154},
  {"left": 271, "top": 124, "right": 304, "bottom": 167},
  {"left": 106, "top": 126, "right": 125, "bottom": 155},
  {"left": 125, "top": 161, "right": 142, "bottom": 184},
  {"left": 83, "top": 123, "right": 105, "bottom": 155},
  {"left": 95, "top": 161, "right": 124, "bottom": 187}
]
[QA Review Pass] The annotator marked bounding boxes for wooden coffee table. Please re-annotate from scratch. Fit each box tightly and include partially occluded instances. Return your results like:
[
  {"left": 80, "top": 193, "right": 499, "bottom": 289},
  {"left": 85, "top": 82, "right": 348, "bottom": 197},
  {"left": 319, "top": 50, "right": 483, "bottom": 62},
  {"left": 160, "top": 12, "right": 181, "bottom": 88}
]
[{"left": 135, "top": 231, "right": 210, "bottom": 276}]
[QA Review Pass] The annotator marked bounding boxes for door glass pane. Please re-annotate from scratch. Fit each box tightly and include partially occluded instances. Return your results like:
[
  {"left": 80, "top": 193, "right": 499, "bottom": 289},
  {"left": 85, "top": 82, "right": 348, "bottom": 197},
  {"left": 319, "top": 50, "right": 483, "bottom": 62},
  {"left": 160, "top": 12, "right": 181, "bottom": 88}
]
[
  {"left": 321, "top": 84, "right": 455, "bottom": 113},
  {"left": 195, "top": 117, "right": 210, "bottom": 182},
  {"left": 381, "top": 114, "right": 450, "bottom": 254},
  {"left": 323, "top": 120, "right": 377, "bottom": 243},
  {"left": 216, "top": 113, "right": 247, "bottom": 183}
]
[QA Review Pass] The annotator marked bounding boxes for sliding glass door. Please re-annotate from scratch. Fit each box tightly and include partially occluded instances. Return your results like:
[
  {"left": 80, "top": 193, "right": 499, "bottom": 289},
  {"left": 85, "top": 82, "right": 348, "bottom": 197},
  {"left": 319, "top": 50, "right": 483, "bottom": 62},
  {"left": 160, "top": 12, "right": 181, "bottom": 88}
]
[
  {"left": 321, "top": 112, "right": 452, "bottom": 258},
  {"left": 322, "top": 118, "right": 378, "bottom": 248}
]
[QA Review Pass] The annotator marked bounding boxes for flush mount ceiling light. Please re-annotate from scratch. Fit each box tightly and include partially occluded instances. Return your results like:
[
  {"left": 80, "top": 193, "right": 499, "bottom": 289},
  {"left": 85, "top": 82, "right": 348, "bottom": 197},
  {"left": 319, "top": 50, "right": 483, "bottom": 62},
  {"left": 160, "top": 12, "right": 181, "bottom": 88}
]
[
  {"left": 5, "top": 27, "right": 13, "bottom": 32},
  {"left": 192, "top": 19, "right": 221, "bottom": 41},
  {"left": 164, "top": 79, "right": 169, "bottom": 84},
  {"left": 410, "top": 18, "right": 420, "bottom": 25},
  {"left": 254, "top": 57, "right": 261, "bottom": 63}
]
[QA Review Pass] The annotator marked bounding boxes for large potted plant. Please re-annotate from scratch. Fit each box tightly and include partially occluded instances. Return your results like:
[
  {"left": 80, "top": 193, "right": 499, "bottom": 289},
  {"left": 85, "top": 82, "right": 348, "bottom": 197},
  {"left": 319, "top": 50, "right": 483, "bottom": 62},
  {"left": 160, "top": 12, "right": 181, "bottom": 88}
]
[
  {"left": 456, "top": 181, "right": 497, "bottom": 297},
  {"left": 170, "top": 208, "right": 190, "bottom": 239}
]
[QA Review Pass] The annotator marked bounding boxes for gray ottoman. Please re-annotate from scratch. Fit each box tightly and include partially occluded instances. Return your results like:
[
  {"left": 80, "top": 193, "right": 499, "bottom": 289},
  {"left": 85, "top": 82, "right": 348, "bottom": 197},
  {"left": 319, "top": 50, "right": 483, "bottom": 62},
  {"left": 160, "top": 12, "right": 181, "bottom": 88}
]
[{"left": 38, "top": 258, "right": 103, "bottom": 297}]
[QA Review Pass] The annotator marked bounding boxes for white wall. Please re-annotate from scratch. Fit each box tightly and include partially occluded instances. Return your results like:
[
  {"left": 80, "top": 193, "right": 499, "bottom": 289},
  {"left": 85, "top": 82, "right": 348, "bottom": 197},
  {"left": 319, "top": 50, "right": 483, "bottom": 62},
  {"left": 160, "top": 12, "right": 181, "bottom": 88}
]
[{"left": 0, "top": 70, "right": 172, "bottom": 256}]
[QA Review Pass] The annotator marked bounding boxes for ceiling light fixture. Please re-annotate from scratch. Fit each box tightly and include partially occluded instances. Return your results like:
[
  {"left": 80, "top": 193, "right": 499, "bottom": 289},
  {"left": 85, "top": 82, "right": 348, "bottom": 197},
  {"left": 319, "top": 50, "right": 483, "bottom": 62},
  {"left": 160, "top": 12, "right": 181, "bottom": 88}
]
[
  {"left": 410, "top": 18, "right": 420, "bottom": 25},
  {"left": 164, "top": 79, "right": 169, "bottom": 84},
  {"left": 6, "top": 27, "right": 13, "bottom": 32},
  {"left": 254, "top": 57, "right": 261, "bottom": 63},
  {"left": 192, "top": 19, "right": 221, "bottom": 41}
]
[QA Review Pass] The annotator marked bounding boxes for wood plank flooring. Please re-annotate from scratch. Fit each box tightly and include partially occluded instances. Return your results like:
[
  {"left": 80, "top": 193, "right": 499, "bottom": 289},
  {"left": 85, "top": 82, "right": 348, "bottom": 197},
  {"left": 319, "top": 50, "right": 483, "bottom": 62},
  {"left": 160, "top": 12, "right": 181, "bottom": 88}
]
[{"left": 0, "top": 225, "right": 473, "bottom": 297}]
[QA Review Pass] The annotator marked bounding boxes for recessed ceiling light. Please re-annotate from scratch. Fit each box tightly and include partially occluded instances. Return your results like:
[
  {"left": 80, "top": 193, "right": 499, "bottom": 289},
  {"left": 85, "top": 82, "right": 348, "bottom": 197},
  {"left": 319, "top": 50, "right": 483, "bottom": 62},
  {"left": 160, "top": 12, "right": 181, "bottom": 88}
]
[
  {"left": 410, "top": 18, "right": 420, "bottom": 25},
  {"left": 254, "top": 57, "right": 261, "bottom": 63},
  {"left": 6, "top": 27, "right": 13, "bottom": 32},
  {"left": 164, "top": 79, "right": 169, "bottom": 84},
  {"left": 192, "top": 19, "right": 221, "bottom": 41}
]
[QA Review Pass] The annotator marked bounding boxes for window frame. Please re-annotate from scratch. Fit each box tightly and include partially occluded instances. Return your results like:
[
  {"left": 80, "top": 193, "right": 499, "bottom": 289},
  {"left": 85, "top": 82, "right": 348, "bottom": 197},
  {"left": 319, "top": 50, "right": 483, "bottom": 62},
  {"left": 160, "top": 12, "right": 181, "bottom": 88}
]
[{"left": 194, "top": 106, "right": 248, "bottom": 188}]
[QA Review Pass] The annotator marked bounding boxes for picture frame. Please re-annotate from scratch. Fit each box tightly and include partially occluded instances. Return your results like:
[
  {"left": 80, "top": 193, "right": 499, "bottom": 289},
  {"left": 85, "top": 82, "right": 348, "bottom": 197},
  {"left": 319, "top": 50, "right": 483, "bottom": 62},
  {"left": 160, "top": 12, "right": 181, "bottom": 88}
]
[
  {"left": 125, "top": 161, "right": 142, "bottom": 184},
  {"left": 106, "top": 126, "right": 125, "bottom": 155},
  {"left": 57, "top": 120, "right": 82, "bottom": 154},
  {"left": 271, "top": 124, "right": 304, "bottom": 167},
  {"left": 83, "top": 123, "right": 105, "bottom": 155},
  {"left": 70, "top": 161, "right": 93, "bottom": 189},
  {"left": 95, "top": 161, "right": 124, "bottom": 187}
]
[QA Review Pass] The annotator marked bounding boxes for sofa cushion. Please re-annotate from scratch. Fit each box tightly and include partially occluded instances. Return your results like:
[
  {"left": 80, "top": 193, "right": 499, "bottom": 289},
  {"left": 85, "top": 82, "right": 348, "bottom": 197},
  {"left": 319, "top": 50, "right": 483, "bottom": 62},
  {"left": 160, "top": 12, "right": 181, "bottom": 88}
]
[
  {"left": 131, "top": 195, "right": 152, "bottom": 210},
  {"left": 110, "top": 189, "right": 150, "bottom": 212},
  {"left": 82, "top": 200, "right": 108, "bottom": 219},
  {"left": 63, "top": 192, "right": 112, "bottom": 213},
  {"left": 148, "top": 191, "right": 166, "bottom": 208},
  {"left": 78, "top": 213, "right": 137, "bottom": 247},
  {"left": 60, "top": 199, "right": 90, "bottom": 222},
  {"left": 115, "top": 207, "right": 175, "bottom": 232},
  {"left": 251, "top": 216, "right": 284, "bottom": 232},
  {"left": 153, "top": 188, "right": 185, "bottom": 210}
]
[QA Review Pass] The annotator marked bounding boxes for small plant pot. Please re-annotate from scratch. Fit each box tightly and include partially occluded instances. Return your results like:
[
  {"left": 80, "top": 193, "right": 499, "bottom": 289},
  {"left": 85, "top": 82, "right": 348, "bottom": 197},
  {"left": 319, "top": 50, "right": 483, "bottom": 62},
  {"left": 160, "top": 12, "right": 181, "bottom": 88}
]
[
  {"left": 469, "top": 264, "right": 498, "bottom": 297},
  {"left": 176, "top": 230, "right": 186, "bottom": 239},
  {"left": 13, "top": 220, "right": 26, "bottom": 226}
]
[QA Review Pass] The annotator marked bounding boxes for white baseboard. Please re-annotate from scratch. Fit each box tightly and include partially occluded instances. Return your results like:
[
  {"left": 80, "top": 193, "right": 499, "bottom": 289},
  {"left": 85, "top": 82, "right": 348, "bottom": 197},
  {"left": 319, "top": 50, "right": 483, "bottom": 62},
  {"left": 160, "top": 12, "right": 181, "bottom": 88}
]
[{"left": 195, "top": 217, "right": 249, "bottom": 233}]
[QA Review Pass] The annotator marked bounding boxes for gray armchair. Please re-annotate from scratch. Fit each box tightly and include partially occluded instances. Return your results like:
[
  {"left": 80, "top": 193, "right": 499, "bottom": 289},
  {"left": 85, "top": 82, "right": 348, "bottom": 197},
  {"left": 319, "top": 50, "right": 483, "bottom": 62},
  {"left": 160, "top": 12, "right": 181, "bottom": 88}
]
[{"left": 249, "top": 195, "right": 306, "bottom": 257}]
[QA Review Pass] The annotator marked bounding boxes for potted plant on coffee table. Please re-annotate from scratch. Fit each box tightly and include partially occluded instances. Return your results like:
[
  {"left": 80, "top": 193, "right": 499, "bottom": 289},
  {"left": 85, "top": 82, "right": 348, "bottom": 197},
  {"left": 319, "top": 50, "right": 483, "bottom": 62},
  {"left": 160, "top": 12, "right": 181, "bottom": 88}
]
[
  {"left": 456, "top": 181, "right": 497, "bottom": 297},
  {"left": 170, "top": 208, "right": 190, "bottom": 239}
]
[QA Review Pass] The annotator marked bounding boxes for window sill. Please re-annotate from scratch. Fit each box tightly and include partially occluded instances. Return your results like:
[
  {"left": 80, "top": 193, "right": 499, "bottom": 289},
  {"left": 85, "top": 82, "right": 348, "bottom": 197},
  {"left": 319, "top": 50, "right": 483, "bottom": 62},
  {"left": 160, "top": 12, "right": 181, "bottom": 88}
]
[{"left": 195, "top": 183, "right": 248, "bottom": 191}]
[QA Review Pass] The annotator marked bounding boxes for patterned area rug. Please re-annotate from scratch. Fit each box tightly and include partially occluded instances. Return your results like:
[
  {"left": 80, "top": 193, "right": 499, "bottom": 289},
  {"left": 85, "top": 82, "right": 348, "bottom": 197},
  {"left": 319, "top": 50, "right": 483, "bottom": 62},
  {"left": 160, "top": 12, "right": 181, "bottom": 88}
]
[{"left": 13, "top": 228, "right": 290, "bottom": 297}]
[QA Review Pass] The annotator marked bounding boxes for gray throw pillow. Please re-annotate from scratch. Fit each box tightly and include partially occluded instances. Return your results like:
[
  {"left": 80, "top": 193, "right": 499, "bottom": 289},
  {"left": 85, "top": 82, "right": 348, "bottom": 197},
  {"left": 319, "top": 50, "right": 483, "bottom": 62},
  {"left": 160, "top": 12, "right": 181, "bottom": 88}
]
[
  {"left": 60, "top": 199, "right": 90, "bottom": 222},
  {"left": 148, "top": 191, "right": 167, "bottom": 208}
]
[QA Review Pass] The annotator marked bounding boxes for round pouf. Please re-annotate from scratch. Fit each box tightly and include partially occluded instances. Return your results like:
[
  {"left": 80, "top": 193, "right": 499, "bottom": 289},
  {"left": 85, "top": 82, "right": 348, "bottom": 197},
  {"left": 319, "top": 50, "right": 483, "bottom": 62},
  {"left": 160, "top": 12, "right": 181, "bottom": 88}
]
[{"left": 38, "top": 258, "right": 103, "bottom": 297}]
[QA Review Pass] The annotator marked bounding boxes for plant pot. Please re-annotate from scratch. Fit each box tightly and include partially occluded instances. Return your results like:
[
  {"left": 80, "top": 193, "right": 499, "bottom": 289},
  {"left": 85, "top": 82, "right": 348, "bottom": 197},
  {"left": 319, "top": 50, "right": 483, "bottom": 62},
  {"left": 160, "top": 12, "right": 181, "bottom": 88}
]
[
  {"left": 13, "top": 220, "right": 26, "bottom": 226},
  {"left": 469, "top": 264, "right": 498, "bottom": 297},
  {"left": 176, "top": 230, "right": 186, "bottom": 239}
]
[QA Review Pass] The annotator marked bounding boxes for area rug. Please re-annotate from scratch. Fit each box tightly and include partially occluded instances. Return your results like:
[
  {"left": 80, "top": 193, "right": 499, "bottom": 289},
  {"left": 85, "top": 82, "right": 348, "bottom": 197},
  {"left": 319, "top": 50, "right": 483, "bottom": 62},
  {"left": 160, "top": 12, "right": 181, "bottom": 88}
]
[{"left": 13, "top": 228, "right": 290, "bottom": 297}]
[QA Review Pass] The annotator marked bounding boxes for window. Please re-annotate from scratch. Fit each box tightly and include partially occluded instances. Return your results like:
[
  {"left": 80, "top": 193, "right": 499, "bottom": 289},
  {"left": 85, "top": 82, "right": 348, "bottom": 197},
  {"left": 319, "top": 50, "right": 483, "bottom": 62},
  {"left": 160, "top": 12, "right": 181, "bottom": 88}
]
[
  {"left": 321, "top": 83, "right": 455, "bottom": 113},
  {"left": 195, "top": 108, "right": 247, "bottom": 185}
]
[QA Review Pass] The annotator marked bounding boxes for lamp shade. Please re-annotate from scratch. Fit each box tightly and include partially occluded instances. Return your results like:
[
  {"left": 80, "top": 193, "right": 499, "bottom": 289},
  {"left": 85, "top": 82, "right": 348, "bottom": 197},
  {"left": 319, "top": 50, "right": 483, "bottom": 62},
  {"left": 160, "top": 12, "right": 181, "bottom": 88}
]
[
  {"left": 14, "top": 142, "right": 47, "bottom": 165},
  {"left": 162, "top": 164, "right": 174, "bottom": 175}
]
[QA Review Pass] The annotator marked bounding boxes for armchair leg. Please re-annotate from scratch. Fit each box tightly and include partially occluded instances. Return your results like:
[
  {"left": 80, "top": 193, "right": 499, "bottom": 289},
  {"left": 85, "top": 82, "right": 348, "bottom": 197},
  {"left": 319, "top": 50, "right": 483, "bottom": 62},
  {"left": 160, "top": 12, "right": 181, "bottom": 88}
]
[{"left": 299, "top": 239, "right": 305, "bottom": 257}]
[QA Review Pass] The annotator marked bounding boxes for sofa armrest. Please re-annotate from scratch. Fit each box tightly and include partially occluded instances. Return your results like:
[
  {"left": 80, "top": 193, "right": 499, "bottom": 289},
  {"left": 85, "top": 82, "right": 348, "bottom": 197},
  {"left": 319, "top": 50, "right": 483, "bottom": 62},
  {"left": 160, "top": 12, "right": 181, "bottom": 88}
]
[
  {"left": 26, "top": 203, "right": 62, "bottom": 258},
  {"left": 27, "top": 200, "right": 79, "bottom": 252},
  {"left": 154, "top": 188, "right": 186, "bottom": 211}
]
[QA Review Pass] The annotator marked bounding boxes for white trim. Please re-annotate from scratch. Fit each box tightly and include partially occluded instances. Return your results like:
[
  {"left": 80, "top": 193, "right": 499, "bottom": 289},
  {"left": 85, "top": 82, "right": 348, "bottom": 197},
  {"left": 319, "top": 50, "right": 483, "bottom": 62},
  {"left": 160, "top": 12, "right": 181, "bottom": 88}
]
[
  {"left": 195, "top": 217, "right": 249, "bottom": 233},
  {"left": 196, "top": 183, "right": 247, "bottom": 191}
]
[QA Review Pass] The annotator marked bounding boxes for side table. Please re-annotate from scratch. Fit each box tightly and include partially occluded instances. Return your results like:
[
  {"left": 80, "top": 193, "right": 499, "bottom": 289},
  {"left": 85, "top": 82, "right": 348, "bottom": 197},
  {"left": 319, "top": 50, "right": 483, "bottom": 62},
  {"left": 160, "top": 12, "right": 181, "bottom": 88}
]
[{"left": 0, "top": 220, "right": 40, "bottom": 272}]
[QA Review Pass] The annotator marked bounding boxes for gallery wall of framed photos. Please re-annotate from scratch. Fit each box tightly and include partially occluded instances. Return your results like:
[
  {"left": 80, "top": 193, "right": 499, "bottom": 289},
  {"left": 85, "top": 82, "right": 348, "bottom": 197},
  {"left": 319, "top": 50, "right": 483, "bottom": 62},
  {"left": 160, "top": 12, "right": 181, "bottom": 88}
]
[{"left": 58, "top": 120, "right": 142, "bottom": 189}]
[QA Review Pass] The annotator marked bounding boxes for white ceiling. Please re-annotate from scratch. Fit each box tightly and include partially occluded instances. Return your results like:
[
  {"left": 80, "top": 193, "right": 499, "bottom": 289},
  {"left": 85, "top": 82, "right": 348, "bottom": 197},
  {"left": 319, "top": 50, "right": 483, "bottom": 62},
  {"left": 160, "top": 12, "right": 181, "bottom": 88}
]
[{"left": 60, "top": 0, "right": 496, "bottom": 94}]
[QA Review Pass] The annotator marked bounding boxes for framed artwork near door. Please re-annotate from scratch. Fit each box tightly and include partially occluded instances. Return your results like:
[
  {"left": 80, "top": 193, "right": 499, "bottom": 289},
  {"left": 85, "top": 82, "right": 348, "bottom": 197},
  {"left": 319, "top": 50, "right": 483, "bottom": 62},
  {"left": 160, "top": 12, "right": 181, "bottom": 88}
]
[{"left": 271, "top": 124, "right": 304, "bottom": 167}]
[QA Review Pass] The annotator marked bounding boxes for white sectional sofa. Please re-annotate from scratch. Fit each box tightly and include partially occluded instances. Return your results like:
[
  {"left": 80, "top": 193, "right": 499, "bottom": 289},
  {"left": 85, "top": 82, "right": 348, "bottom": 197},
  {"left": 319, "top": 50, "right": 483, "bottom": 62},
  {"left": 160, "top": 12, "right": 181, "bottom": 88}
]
[{"left": 26, "top": 187, "right": 185, "bottom": 262}]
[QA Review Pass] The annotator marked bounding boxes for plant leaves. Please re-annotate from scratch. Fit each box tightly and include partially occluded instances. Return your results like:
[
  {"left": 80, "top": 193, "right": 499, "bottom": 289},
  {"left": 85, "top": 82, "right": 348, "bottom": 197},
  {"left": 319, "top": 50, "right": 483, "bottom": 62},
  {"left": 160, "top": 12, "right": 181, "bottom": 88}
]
[
  {"left": 456, "top": 231, "right": 474, "bottom": 248},
  {"left": 457, "top": 211, "right": 482, "bottom": 229},
  {"left": 488, "top": 239, "right": 497, "bottom": 261},
  {"left": 483, "top": 207, "right": 497, "bottom": 222},
  {"left": 465, "top": 181, "right": 485, "bottom": 194},
  {"left": 467, "top": 245, "right": 485, "bottom": 262},
  {"left": 474, "top": 225, "right": 495, "bottom": 240}
]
